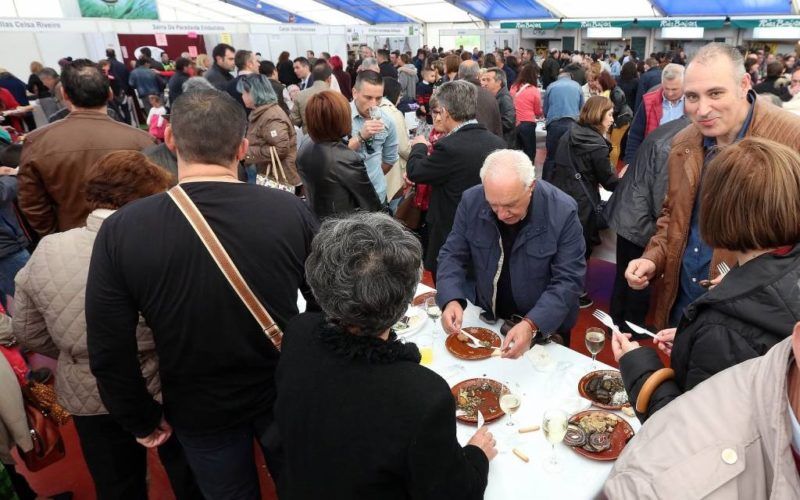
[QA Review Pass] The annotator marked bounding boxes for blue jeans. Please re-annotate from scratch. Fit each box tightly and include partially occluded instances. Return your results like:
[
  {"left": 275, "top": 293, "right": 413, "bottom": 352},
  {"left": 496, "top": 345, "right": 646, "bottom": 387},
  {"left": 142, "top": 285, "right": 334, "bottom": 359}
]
[
  {"left": 542, "top": 117, "right": 573, "bottom": 182},
  {"left": 0, "top": 248, "right": 29, "bottom": 304},
  {"left": 175, "top": 414, "right": 283, "bottom": 500}
]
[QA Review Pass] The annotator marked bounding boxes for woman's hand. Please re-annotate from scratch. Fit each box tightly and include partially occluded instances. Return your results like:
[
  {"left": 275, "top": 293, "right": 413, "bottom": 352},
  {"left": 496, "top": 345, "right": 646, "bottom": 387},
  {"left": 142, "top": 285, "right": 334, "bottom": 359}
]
[
  {"left": 611, "top": 331, "right": 640, "bottom": 363},
  {"left": 654, "top": 328, "right": 676, "bottom": 356}
]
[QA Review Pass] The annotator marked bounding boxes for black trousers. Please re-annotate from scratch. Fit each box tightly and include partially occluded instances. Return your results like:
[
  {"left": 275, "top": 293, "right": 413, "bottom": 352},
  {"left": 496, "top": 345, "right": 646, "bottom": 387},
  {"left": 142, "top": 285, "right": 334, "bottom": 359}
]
[
  {"left": 610, "top": 235, "right": 652, "bottom": 328},
  {"left": 516, "top": 122, "right": 538, "bottom": 163},
  {"left": 73, "top": 414, "right": 203, "bottom": 500}
]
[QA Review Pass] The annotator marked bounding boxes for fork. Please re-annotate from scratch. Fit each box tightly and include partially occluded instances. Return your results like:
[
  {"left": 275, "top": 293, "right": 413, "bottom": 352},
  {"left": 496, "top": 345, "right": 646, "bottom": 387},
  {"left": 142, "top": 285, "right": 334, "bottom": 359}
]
[
  {"left": 591, "top": 309, "right": 621, "bottom": 334},
  {"left": 717, "top": 262, "right": 731, "bottom": 276}
]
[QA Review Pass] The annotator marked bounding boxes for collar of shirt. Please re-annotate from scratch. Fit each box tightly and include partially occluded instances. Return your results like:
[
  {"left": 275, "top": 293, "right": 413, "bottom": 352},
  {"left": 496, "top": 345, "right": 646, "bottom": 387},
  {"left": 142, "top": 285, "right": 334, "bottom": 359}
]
[
  {"left": 662, "top": 94, "right": 685, "bottom": 109},
  {"left": 449, "top": 119, "right": 478, "bottom": 135},
  {"left": 703, "top": 90, "right": 756, "bottom": 150},
  {"left": 350, "top": 101, "right": 371, "bottom": 122},
  {"left": 788, "top": 357, "right": 800, "bottom": 454}
]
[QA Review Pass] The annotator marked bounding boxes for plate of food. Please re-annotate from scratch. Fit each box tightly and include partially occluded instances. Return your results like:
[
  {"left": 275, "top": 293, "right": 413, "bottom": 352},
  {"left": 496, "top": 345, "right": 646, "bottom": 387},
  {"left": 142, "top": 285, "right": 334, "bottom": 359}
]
[
  {"left": 451, "top": 378, "right": 508, "bottom": 425},
  {"left": 578, "top": 370, "right": 630, "bottom": 410},
  {"left": 565, "top": 410, "right": 635, "bottom": 461},
  {"left": 411, "top": 290, "right": 436, "bottom": 307},
  {"left": 445, "top": 327, "right": 502, "bottom": 360},
  {"left": 392, "top": 307, "right": 427, "bottom": 339}
]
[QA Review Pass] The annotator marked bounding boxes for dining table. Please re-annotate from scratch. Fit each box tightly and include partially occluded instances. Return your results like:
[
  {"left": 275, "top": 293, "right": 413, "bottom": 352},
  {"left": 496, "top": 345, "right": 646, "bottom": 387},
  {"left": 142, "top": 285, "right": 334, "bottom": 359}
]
[{"left": 408, "top": 283, "right": 641, "bottom": 500}]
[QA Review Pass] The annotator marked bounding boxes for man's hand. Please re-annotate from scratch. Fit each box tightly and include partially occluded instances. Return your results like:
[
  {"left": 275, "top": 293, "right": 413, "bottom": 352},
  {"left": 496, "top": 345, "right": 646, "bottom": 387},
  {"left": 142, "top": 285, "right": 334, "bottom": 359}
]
[
  {"left": 467, "top": 426, "right": 497, "bottom": 461},
  {"left": 360, "top": 120, "right": 384, "bottom": 140},
  {"left": 625, "top": 258, "right": 656, "bottom": 290},
  {"left": 500, "top": 321, "right": 534, "bottom": 359},
  {"left": 441, "top": 301, "right": 463, "bottom": 335},
  {"left": 654, "top": 328, "right": 676, "bottom": 356},
  {"left": 611, "top": 331, "right": 640, "bottom": 362},
  {"left": 410, "top": 135, "right": 430, "bottom": 147},
  {"left": 136, "top": 416, "right": 173, "bottom": 448},
  {"left": 0, "top": 166, "right": 18, "bottom": 176}
]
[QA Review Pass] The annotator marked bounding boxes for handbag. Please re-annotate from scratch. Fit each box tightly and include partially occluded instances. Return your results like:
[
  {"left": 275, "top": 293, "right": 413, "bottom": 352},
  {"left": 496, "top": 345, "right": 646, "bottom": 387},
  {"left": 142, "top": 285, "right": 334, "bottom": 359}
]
[
  {"left": 256, "top": 146, "right": 294, "bottom": 193},
  {"left": 167, "top": 186, "right": 283, "bottom": 351},
  {"left": 394, "top": 187, "right": 422, "bottom": 230},
  {"left": 564, "top": 139, "right": 609, "bottom": 231},
  {"left": 17, "top": 382, "right": 67, "bottom": 472}
]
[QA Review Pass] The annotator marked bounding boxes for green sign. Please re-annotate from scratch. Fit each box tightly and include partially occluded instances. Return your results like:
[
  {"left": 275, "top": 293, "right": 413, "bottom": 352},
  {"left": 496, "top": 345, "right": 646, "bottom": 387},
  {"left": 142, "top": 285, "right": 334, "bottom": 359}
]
[{"left": 732, "top": 18, "right": 800, "bottom": 29}]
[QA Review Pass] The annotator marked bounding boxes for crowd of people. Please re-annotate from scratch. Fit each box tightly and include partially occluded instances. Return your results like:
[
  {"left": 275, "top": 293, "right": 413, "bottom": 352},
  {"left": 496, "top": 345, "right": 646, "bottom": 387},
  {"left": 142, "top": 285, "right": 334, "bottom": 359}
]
[{"left": 0, "top": 37, "right": 798, "bottom": 499}]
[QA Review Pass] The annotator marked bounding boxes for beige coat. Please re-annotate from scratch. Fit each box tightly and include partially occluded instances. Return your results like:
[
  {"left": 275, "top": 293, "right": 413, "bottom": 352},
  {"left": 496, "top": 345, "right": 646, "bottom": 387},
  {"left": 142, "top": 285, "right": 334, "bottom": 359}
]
[
  {"left": 13, "top": 209, "right": 160, "bottom": 416},
  {"left": 0, "top": 355, "right": 32, "bottom": 464},
  {"left": 380, "top": 98, "right": 411, "bottom": 201},
  {"left": 604, "top": 337, "right": 800, "bottom": 499},
  {"left": 245, "top": 103, "right": 300, "bottom": 186},
  {"left": 289, "top": 80, "right": 329, "bottom": 134}
]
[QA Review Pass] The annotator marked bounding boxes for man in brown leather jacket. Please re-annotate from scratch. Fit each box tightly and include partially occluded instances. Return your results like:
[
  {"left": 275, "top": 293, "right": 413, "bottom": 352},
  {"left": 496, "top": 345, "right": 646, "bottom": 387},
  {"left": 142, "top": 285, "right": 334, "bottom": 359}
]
[
  {"left": 624, "top": 43, "right": 800, "bottom": 328},
  {"left": 18, "top": 59, "right": 153, "bottom": 236}
]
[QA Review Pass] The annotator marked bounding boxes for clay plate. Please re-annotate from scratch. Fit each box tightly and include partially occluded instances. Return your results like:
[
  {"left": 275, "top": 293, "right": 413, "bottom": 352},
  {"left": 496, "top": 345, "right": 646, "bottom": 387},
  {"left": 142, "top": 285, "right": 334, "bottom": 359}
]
[
  {"left": 578, "top": 369, "right": 630, "bottom": 411},
  {"left": 567, "top": 410, "right": 635, "bottom": 461},
  {"left": 451, "top": 378, "right": 508, "bottom": 425},
  {"left": 445, "top": 327, "right": 502, "bottom": 360},
  {"left": 412, "top": 291, "right": 436, "bottom": 306}
]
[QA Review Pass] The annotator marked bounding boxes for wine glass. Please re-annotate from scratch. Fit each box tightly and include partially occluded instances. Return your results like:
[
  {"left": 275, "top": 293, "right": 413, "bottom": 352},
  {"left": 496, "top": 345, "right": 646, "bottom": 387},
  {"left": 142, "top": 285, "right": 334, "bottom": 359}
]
[
  {"left": 542, "top": 408, "right": 568, "bottom": 473},
  {"left": 369, "top": 106, "right": 382, "bottom": 122},
  {"left": 585, "top": 327, "right": 606, "bottom": 370},
  {"left": 499, "top": 382, "right": 521, "bottom": 427},
  {"left": 424, "top": 297, "right": 441, "bottom": 336}
]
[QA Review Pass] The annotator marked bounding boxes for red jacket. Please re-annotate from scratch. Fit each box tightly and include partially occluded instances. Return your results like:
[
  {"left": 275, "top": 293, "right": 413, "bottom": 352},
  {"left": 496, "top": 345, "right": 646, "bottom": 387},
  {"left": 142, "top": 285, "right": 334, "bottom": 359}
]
[{"left": 642, "top": 88, "right": 664, "bottom": 137}]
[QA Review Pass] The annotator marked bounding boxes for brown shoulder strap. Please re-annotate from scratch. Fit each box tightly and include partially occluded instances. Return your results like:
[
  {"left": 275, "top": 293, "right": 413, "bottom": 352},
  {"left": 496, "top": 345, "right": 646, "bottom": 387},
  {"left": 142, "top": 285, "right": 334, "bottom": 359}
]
[{"left": 167, "top": 185, "right": 282, "bottom": 351}]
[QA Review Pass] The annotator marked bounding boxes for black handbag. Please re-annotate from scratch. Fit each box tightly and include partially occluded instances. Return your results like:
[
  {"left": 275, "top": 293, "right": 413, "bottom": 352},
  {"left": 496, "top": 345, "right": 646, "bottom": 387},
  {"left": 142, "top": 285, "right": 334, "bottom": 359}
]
[{"left": 564, "top": 140, "right": 609, "bottom": 231}]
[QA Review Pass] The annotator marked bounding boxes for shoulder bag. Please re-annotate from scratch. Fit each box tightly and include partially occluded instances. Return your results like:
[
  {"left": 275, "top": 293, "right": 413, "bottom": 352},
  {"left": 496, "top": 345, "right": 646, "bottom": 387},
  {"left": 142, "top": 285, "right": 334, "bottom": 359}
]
[
  {"left": 167, "top": 185, "right": 283, "bottom": 351},
  {"left": 256, "top": 146, "right": 294, "bottom": 193},
  {"left": 563, "top": 136, "right": 610, "bottom": 230}
]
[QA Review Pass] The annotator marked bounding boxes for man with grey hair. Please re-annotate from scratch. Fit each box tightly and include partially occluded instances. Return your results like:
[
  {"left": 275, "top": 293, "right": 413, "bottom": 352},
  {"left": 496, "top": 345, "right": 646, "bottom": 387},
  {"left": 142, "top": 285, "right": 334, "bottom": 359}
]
[
  {"left": 437, "top": 149, "right": 586, "bottom": 355},
  {"left": 624, "top": 63, "right": 686, "bottom": 164},
  {"left": 480, "top": 67, "right": 516, "bottom": 146},
  {"left": 625, "top": 42, "right": 800, "bottom": 329},
  {"left": 406, "top": 80, "right": 506, "bottom": 276},
  {"left": 457, "top": 59, "right": 503, "bottom": 137}
]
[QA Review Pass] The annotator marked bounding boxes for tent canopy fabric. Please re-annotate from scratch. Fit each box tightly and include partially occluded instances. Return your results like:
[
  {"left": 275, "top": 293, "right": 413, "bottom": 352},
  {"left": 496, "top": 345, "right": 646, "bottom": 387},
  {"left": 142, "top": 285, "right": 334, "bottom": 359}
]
[{"left": 162, "top": 0, "right": 800, "bottom": 24}]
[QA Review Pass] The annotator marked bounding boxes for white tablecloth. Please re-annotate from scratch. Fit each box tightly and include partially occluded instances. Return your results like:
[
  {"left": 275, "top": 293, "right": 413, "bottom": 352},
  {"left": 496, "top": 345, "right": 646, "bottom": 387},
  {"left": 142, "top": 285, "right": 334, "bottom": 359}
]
[
  {"left": 415, "top": 284, "right": 639, "bottom": 500},
  {"left": 296, "top": 284, "right": 639, "bottom": 499}
]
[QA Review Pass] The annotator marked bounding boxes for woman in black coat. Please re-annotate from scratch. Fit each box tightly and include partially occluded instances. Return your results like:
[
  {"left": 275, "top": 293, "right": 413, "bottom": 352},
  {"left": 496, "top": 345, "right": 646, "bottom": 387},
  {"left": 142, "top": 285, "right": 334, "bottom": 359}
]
[
  {"left": 612, "top": 138, "right": 800, "bottom": 422},
  {"left": 277, "top": 51, "right": 299, "bottom": 87},
  {"left": 551, "top": 96, "right": 619, "bottom": 256},
  {"left": 615, "top": 61, "right": 639, "bottom": 113},
  {"left": 275, "top": 212, "right": 495, "bottom": 500},
  {"left": 296, "top": 91, "right": 381, "bottom": 219}
]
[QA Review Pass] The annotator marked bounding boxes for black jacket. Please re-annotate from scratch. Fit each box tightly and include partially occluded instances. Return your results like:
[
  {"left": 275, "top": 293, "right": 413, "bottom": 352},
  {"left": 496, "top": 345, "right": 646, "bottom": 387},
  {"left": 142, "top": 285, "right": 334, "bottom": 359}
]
[
  {"left": 269, "top": 78, "right": 291, "bottom": 118},
  {"left": 275, "top": 312, "right": 489, "bottom": 500},
  {"left": 616, "top": 77, "right": 638, "bottom": 114},
  {"left": 541, "top": 56, "right": 560, "bottom": 89},
  {"left": 605, "top": 116, "right": 689, "bottom": 247},
  {"left": 204, "top": 63, "right": 233, "bottom": 90},
  {"left": 167, "top": 70, "right": 189, "bottom": 107},
  {"left": 551, "top": 122, "right": 618, "bottom": 247},
  {"left": 406, "top": 123, "right": 506, "bottom": 270},
  {"left": 620, "top": 243, "right": 800, "bottom": 422},
  {"left": 379, "top": 61, "right": 398, "bottom": 79},
  {"left": 610, "top": 86, "right": 633, "bottom": 127},
  {"left": 462, "top": 77, "right": 503, "bottom": 138},
  {"left": 296, "top": 140, "right": 382, "bottom": 219},
  {"left": 753, "top": 77, "right": 792, "bottom": 101},
  {"left": 495, "top": 86, "right": 516, "bottom": 146}
]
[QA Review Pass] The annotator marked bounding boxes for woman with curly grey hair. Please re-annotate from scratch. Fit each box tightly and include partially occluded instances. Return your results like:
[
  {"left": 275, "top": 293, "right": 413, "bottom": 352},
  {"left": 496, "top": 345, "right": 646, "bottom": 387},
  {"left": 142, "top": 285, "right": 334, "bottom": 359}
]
[{"left": 275, "top": 212, "right": 495, "bottom": 499}]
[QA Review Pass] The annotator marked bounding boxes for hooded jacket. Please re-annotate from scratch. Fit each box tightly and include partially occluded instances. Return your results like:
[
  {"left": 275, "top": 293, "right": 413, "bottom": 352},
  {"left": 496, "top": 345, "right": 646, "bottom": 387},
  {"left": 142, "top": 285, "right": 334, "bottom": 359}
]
[
  {"left": 620, "top": 244, "right": 800, "bottom": 422},
  {"left": 397, "top": 64, "right": 418, "bottom": 100},
  {"left": 551, "top": 122, "right": 618, "bottom": 247}
]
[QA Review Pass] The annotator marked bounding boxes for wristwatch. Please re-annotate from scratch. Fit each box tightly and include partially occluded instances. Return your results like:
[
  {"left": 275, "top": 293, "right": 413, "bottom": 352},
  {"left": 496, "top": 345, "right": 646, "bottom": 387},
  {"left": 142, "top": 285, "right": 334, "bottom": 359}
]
[{"left": 521, "top": 317, "right": 540, "bottom": 347}]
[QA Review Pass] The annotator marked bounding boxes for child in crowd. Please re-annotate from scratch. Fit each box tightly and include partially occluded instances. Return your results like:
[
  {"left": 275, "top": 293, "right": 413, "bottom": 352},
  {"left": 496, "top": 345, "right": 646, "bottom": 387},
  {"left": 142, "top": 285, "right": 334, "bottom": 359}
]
[
  {"left": 147, "top": 95, "right": 168, "bottom": 142},
  {"left": 415, "top": 68, "right": 436, "bottom": 124}
]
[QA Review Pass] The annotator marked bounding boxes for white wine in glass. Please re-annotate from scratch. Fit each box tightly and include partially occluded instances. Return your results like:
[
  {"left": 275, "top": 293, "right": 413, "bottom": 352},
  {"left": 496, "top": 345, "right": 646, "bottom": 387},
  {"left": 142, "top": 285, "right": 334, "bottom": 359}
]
[
  {"left": 585, "top": 327, "right": 606, "bottom": 370},
  {"left": 499, "top": 391, "right": 521, "bottom": 427},
  {"left": 542, "top": 409, "right": 568, "bottom": 473}
]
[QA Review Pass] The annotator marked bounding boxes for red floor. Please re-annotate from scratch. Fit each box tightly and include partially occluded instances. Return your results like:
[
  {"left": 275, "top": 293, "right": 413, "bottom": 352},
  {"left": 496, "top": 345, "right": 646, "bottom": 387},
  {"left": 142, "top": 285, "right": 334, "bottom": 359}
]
[{"left": 17, "top": 258, "right": 666, "bottom": 499}]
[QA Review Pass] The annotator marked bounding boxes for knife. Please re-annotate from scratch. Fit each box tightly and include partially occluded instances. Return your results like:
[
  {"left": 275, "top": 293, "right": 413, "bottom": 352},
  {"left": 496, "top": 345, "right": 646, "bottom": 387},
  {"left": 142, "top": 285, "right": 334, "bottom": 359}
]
[
  {"left": 477, "top": 410, "right": 485, "bottom": 429},
  {"left": 624, "top": 321, "right": 658, "bottom": 340},
  {"left": 460, "top": 329, "right": 488, "bottom": 346}
]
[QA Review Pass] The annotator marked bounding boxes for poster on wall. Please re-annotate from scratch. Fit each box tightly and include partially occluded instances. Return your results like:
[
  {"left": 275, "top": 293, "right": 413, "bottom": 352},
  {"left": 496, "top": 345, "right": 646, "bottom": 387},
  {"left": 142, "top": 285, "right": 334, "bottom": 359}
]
[{"left": 79, "top": 0, "right": 159, "bottom": 20}]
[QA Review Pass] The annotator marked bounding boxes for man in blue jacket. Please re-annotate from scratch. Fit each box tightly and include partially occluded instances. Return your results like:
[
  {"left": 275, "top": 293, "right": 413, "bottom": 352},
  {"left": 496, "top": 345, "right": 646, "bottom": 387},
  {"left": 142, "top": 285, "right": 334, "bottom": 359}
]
[{"left": 436, "top": 149, "right": 586, "bottom": 356}]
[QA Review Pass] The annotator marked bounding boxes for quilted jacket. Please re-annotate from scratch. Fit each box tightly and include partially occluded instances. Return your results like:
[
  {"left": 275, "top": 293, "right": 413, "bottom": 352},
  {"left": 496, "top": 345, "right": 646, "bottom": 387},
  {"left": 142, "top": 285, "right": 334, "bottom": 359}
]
[{"left": 13, "top": 209, "right": 160, "bottom": 416}]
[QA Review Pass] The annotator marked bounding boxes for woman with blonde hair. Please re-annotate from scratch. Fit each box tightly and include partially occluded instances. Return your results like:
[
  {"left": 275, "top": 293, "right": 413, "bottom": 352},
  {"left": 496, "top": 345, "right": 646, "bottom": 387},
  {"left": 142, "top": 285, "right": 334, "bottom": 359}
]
[
  {"left": 551, "top": 96, "right": 619, "bottom": 306},
  {"left": 194, "top": 53, "right": 210, "bottom": 77}
]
